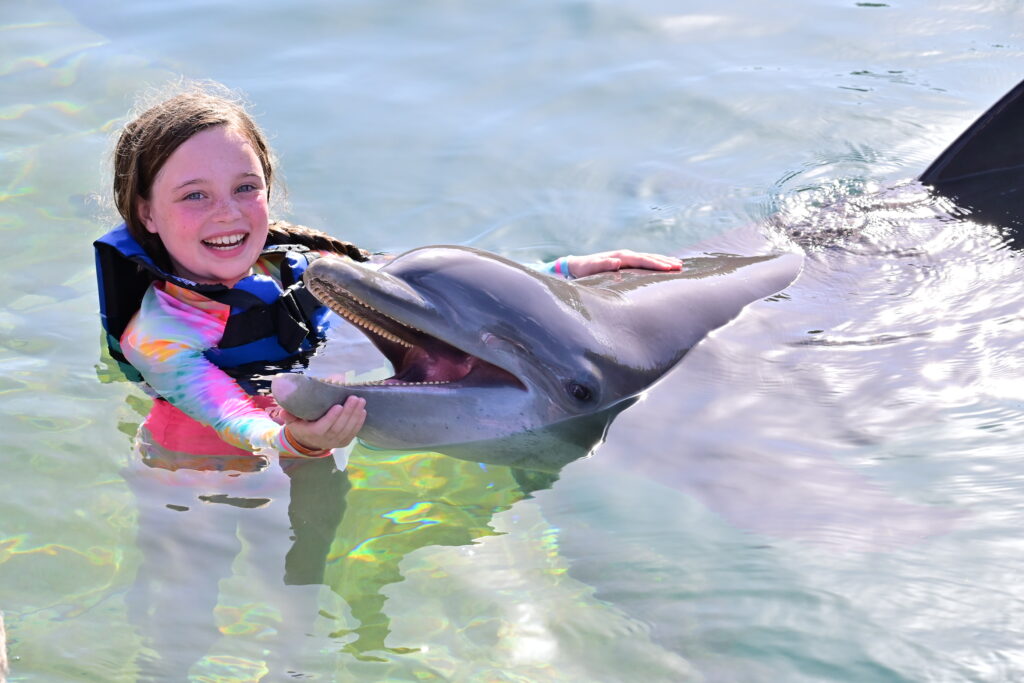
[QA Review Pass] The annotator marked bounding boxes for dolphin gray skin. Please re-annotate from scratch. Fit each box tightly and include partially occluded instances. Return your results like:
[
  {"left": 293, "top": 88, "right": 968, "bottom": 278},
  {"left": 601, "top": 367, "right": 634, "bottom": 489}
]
[{"left": 272, "top": 245, "right": 802, "bottom": 462}]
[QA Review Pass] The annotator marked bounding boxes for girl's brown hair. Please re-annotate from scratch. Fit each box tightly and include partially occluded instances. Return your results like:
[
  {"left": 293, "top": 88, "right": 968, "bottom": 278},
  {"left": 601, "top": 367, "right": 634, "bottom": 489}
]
[{"left": 113, "top": 82, "right": 367, "bottom": 271}]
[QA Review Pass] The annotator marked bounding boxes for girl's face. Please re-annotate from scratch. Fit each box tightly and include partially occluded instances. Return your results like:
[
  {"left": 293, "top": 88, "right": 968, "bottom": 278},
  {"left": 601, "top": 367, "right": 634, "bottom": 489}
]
[{"left": 136, "top": 124, "right": 269, "bottom": 287}]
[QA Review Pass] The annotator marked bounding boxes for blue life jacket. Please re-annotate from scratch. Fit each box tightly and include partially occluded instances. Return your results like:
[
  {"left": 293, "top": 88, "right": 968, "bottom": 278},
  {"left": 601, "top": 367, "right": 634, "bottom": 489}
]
[{"left": 94, "top": 224, "right": 332, "bottom": 384}]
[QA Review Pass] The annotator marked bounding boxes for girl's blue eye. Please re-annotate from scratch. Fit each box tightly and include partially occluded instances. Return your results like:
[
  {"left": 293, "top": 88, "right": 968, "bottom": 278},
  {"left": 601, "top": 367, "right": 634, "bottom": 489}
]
[
  {"left": 184, "top": 191, "right": 204, "bottom": 201},
  {"left": 237, "top": 183, "right": 258, "bottom": 193}
]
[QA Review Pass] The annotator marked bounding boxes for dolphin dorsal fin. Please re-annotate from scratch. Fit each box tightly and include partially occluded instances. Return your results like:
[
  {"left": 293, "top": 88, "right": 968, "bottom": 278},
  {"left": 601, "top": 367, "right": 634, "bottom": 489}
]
[{"left": 920, "top": 78, "right": 1024, "bottom": 244}]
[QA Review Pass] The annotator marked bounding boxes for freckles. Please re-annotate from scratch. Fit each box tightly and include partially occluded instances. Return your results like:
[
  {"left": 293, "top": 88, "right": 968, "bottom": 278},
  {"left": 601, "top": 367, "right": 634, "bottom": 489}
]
[
  {"left": 246, "top": 196, "right": 270, "bottom": 219},
  {"left": 168, "top": 208, "right": 205, "bottom": 228}
]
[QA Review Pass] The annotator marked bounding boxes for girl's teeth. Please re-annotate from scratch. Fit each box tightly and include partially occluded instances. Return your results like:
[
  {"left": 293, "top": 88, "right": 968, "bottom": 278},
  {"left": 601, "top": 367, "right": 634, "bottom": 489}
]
[{"left": 204, "top": 234, "right": 246, "bottom": 249}]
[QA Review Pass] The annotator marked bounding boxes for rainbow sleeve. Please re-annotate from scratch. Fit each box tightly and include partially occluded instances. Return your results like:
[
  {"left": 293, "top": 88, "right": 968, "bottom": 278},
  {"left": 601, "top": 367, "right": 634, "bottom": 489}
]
[{"left": 120, "top": 284, "right": 307, "bottom": 457}]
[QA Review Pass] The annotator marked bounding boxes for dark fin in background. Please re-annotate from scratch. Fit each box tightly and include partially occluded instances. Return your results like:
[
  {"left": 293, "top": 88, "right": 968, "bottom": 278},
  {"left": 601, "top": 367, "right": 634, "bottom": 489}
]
[{"left": 920, "top": 78, "right": 1024, "bottom": 248}]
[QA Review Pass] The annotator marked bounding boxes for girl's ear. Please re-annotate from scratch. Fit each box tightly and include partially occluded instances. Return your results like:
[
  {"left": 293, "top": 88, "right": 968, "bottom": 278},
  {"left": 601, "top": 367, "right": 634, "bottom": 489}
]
[{"left": 136, "top": 197, "right": 158, "bottom": 234}]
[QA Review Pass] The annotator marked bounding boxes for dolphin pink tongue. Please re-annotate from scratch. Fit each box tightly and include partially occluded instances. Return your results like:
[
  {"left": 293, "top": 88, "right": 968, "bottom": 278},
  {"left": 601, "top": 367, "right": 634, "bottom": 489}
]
[{"left": 390, "top": 346, "right": 476, "bottom": 384}]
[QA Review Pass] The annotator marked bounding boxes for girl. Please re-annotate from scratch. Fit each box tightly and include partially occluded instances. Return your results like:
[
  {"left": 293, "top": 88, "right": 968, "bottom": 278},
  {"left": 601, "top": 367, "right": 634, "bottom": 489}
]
[{"left": 95, "top": 82, "right": 681, "bottom": 461}]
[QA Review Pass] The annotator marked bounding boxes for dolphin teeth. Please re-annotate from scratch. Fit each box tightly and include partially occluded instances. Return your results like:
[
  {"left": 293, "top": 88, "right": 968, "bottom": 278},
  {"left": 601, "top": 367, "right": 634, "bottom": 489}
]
[
  {"left": 314, "top": 377, "right": 452, "bottom": 388},
  {"left": 311, "top": 280, "right": 415, "bottom": 349}
]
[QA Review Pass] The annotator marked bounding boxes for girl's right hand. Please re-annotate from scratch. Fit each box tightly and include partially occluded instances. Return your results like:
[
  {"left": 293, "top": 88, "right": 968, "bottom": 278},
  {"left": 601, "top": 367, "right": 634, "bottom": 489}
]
[
  {"left": 566, "top": 249, "right": 682, "bottom": 278},
  {"left": 280, "top": 395, "right": 367, "bottom": 455}
]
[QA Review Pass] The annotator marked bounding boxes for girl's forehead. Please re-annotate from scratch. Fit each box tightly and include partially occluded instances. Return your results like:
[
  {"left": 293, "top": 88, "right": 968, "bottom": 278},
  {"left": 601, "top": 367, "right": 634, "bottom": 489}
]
[
  {"left": 179, "top": 125, "right": 254, "bottom": 154},
  {"left": 158, "top": 126, "right": 264, "bottom": 181}
]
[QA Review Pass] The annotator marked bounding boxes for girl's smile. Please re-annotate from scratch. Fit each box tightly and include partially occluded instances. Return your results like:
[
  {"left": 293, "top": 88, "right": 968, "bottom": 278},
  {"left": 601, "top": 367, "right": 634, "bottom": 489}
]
[
  {"left": 203, "top": 232, "right": 248, "bottom": 250},
  {"left": 136, "top": 124, "right": 270, "bottom": 287}
]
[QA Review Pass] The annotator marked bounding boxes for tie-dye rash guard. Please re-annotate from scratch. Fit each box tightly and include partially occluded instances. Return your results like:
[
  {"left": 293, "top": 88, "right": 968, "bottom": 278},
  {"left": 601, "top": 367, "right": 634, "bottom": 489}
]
[
  {"left": 119, "top": 254, "right": 572, "bottom": 458},
  {"left": 120, "top": 278, "right": 312, "bottom": 456}
]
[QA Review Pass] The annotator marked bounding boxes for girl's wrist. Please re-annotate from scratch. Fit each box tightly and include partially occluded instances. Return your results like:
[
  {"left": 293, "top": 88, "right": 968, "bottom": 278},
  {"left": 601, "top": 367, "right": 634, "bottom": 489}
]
[
  {"left": 282, "top": 425, "right": 332, "bottom": 458},
  {"left": 554, "top": 256, "right": 574, "bottom": 279}
]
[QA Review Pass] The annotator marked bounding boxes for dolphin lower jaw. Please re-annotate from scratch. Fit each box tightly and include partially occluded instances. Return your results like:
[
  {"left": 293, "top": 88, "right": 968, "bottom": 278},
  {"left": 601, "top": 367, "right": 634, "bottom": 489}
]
[
  {"left": 361, "top": 394, "right": 540, "bottom": 450},
  {"left": 272, "top": 372, "right": 540, "bottom": 447}
]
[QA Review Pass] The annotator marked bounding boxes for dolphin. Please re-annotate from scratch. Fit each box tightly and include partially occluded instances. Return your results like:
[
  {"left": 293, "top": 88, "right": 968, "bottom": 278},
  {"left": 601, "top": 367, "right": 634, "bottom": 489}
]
[
  {"left": 272, "top": 245, "right": 802, "bottom": 465},
  {"left": 919, "top": 76, "right": 1024, "bottom": 248}
]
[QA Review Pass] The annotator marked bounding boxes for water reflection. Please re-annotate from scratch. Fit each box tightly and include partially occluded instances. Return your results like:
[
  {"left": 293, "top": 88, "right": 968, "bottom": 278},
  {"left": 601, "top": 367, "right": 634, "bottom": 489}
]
[
  {"left": 124, "top": 424, "right": 347, "bottom": 679},
  {"left": 120, "top": 396, "right": 603, "bottom": 678}
]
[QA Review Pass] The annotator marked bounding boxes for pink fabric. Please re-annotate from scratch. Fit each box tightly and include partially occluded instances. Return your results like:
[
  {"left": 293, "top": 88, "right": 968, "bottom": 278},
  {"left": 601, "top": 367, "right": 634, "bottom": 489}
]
[
  {"left": 121, "top": 279, "right": 298, "bottom": 455},
  {"left": 143, "top": 395, "right": 279, "bottom": 457}
]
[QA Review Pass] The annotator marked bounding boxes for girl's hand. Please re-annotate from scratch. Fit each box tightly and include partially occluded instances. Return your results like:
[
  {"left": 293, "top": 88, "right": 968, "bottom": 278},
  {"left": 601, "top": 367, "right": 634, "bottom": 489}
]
[
  {"left": 566, "top": 249, "right": 682, "bottom": 278},
  {"left": 278, "top": 395, "right": 367, "bottom": 456}
]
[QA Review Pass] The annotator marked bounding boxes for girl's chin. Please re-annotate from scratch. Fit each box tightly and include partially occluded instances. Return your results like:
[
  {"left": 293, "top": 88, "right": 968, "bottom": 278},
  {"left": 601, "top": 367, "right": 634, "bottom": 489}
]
[
  {"left": 177, "top": 263, "right": 254, "bottom": 287},
  {"left": 172, "top": 245, "right": 263, "bottom": 286}
]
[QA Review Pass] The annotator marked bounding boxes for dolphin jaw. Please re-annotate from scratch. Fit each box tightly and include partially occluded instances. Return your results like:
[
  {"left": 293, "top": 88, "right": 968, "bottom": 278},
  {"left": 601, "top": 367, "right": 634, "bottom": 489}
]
[{"left": 305, "top": 268, "right": 526, "bottom": 391}]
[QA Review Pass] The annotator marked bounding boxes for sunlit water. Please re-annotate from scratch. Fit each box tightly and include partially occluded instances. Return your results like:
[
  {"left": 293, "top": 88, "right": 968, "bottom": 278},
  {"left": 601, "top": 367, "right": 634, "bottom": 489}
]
[{"left": 3, "top": 0, "right": 1024, "bottom": 680}]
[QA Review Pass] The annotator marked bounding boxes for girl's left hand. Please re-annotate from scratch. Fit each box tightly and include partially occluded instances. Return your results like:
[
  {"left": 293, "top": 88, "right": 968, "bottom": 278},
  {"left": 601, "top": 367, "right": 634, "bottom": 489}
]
[{"left": 567, "top": 249, "right": 682, "bottom": 278}]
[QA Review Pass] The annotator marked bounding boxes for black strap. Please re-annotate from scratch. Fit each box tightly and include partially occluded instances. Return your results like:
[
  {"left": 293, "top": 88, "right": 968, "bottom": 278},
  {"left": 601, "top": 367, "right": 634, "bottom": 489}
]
[{"left": 218, "top": 285, "right": 314, "bottom": 353}]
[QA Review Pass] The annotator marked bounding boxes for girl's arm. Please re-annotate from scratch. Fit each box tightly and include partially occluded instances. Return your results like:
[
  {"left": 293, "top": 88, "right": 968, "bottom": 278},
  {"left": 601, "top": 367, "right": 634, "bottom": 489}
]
[{"left": 121, "top": 285, "right": 362, "bottom": 457}]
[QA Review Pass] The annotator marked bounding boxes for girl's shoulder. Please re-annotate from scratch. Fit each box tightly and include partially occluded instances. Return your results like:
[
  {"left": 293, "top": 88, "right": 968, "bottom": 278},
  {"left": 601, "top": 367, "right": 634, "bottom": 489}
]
[
  {"left": 124, "top": 281, "right": 230, "bottom": 352},
  {"left": 158, "top": 281, "right": 232, "bottom": 322}
]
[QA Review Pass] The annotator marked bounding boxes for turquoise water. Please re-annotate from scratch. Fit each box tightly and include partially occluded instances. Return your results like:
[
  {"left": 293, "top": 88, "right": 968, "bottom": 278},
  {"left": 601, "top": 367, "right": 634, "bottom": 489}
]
[{"left": 3, "top": 0, "right": 1024, "bottom": 680}]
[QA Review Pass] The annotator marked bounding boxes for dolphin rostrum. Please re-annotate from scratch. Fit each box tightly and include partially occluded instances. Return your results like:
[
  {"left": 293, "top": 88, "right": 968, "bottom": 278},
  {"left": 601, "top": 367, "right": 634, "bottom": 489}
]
[{"left": 272, "top": 245, "right": 802, "bottom": 462}]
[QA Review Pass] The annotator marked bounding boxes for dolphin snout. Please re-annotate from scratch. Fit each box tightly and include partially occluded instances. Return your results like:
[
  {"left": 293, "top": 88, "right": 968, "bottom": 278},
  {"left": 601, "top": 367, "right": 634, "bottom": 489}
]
[{"left": 270, "top": 373, "right": 300, "bottom": 405}]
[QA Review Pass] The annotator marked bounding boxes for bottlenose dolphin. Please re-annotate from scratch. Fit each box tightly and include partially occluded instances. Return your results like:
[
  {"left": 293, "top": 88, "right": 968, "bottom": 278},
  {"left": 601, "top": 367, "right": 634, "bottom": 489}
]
[
  {"left": 272, "top": 81, "right": 1024, "bottom": 472},
  {"left": 272, "top": 246, "right": 802, "bottom": 466}
]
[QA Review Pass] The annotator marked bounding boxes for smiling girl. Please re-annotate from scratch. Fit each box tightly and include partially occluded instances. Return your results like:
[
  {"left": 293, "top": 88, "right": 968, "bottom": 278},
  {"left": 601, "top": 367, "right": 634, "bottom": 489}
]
[{"left": 95, "top": 82, "right": 680, "bottom": 463}]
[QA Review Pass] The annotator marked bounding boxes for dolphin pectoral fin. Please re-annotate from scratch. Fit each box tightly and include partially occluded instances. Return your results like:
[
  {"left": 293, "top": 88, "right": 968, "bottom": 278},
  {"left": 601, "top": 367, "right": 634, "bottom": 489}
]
[
  {"left": 271, "top": 373, "right": 354, "bottom": 422},
  {"left": 920, "top": 77, "right": 1024, "bottom": 244}
]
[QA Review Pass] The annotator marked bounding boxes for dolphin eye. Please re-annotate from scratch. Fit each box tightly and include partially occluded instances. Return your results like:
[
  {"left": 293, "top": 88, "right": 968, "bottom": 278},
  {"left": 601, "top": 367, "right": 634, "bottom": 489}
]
[{"left": 566, "top": 381, "right": 594, "bottom": 402}]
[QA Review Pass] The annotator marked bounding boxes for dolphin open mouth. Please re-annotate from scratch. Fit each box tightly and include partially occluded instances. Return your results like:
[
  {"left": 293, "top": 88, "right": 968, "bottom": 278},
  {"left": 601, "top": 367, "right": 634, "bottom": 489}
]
[{"left": 306, "top": 275, "right": 524, "bottom": 389}]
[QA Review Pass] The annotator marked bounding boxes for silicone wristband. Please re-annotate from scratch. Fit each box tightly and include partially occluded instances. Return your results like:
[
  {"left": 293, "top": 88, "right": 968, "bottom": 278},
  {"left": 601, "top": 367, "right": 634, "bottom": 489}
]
[
  {"left": 282, "top": 425, "right": 332, "bottom": 458},
  {"left": 554, "top": 256, "right": 574, "bottom": 278}
]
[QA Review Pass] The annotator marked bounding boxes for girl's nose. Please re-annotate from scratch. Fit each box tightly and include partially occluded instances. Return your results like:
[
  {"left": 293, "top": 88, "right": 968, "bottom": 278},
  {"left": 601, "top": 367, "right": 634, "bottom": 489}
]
[{"left": 213, "top": 196, "right": 243, "bottom": 221}]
